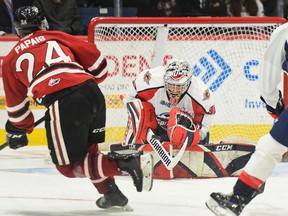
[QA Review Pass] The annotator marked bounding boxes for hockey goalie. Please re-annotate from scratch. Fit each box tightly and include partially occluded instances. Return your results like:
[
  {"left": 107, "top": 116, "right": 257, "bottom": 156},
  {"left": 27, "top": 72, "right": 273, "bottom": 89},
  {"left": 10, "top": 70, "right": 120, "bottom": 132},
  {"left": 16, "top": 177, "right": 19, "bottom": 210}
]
[{"left": 111, "top": 59, "right": 255, "bottom": 179}]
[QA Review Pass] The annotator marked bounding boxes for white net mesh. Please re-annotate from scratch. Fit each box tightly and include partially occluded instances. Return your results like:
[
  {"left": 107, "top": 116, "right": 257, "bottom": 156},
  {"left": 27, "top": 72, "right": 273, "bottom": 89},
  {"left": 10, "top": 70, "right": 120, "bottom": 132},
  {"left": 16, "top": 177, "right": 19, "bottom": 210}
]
[{"left": 88, "top": 17, "right": 287, "bottom": 146}]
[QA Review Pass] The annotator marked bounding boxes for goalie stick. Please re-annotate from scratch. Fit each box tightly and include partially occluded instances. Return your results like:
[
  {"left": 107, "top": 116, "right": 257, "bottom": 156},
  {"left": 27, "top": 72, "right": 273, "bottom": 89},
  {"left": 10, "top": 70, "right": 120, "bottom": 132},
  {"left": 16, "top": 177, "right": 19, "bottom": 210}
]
[
  {"left": 0, "top": 116, "right": 46, "bottom": 151},
  {"left": 146, "top": 128, "right": 188, "bottom": 170}
]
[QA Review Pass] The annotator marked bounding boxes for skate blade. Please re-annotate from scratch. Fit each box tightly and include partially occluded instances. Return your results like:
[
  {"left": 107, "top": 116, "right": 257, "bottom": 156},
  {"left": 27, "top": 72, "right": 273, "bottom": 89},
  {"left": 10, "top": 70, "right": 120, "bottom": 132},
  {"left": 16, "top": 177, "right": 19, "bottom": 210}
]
[
  {"left": 205, "top": 198, "right": 236, "bottom": 216},
  {"left": 140, "top": 153, "right": 154, "bottom": 192},
  {"left": 104, "top": 204, "right": 134, "bottom": 212}
]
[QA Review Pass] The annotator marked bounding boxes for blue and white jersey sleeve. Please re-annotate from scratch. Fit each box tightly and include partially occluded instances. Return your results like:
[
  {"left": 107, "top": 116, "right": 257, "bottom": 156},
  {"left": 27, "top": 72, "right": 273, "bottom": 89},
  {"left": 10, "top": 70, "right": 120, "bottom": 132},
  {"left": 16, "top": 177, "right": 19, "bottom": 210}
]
[{"left": 259, "top": 22, "right": 288, "bottom": 108}]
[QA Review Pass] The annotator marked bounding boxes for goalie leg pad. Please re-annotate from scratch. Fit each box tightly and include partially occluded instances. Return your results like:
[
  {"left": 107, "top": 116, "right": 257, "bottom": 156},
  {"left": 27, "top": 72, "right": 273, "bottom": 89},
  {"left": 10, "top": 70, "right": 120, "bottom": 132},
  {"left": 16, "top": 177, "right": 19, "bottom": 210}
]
[
  {"left": 173, "top": 143, "right": 255, "bottom": 178},
  {"left": 123, "top": 99, "right": 157, "bottom": 145}
]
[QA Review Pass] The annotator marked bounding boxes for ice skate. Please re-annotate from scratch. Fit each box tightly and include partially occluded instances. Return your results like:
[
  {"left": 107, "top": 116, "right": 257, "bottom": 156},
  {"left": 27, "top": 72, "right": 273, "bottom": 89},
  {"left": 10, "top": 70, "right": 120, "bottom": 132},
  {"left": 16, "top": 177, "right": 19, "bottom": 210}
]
[
  {"left": 96, "top": 180, "right": 133, "bottom": 211},
  {"left": 108, "top": 149, "right": 154, "bottom": 192},
  {"left": 205, "top": 192, "right": 247, "bottom": 216}
]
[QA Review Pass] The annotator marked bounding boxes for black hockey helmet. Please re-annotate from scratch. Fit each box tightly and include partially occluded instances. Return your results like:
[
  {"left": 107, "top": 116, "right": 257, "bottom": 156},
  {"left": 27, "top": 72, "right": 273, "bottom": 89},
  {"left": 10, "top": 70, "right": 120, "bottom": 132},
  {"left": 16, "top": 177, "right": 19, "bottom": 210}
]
[{"left": 14, "top": 6, "right": 49, "bottom": 38}]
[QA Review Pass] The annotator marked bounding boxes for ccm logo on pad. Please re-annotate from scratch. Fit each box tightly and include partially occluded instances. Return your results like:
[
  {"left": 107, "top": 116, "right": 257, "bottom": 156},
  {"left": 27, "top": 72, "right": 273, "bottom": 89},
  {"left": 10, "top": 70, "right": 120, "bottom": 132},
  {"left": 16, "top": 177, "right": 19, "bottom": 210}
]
[{"left": 215, "top": 145, "right": 233, "bottom": 151}]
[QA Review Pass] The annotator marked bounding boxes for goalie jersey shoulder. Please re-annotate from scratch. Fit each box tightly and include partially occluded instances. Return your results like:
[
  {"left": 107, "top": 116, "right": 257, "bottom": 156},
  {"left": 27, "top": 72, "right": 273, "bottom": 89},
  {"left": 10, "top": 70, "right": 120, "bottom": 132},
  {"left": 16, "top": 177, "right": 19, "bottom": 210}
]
[
  {"left": 186, "top": 76, "right": 215, "bottom": 113},
  {"left": 133, "top": 66, "right": 165, "bottom": 92}
]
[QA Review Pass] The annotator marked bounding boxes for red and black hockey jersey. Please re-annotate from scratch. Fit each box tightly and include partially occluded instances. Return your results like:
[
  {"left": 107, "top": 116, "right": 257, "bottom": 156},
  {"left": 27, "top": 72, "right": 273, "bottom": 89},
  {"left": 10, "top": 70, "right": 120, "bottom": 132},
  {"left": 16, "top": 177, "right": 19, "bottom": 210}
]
[{"left": 2, "top": 30, "right": 108, "bottom": 133}]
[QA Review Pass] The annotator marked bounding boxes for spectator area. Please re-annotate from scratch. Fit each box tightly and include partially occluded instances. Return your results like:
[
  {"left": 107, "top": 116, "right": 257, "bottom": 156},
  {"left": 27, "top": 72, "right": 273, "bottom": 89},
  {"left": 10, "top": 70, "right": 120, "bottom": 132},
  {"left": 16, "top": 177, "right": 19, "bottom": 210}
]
[{"left": 79, "top": 7, "right": 138, "bottom": 34}]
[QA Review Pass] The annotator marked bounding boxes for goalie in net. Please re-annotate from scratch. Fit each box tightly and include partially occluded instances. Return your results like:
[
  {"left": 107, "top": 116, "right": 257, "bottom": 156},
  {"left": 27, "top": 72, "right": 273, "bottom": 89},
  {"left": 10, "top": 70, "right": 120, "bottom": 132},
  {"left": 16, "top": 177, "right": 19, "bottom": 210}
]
[
  {"left": 113, "top": 59, "right": 255, "bottom": 179},
  {"left": 123, "top": 58, "right": 214, "bottom": 146}
]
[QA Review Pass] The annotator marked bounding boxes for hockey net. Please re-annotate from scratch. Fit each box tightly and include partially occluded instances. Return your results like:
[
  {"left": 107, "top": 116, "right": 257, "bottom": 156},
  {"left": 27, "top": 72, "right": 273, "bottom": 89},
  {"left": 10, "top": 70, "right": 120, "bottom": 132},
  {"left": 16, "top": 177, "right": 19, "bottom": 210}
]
[{"left": 87, "top": 17, "right": 287, "bottom": 147}]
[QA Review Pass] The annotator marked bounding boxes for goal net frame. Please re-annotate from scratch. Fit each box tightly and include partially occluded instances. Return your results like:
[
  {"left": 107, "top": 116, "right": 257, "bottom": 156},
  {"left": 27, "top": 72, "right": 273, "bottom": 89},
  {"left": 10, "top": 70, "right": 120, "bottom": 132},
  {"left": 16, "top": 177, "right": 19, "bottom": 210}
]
[{"left": 87, "top": 16, "right": 287, "bottom": 145}]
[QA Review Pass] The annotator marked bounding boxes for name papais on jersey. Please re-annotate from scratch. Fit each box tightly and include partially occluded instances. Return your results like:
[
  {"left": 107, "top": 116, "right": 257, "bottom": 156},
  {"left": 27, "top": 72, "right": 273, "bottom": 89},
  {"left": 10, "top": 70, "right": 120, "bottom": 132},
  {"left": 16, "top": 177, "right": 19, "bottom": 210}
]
[{"left": 14, "top": 36, "right": 46, "bottom": 54}]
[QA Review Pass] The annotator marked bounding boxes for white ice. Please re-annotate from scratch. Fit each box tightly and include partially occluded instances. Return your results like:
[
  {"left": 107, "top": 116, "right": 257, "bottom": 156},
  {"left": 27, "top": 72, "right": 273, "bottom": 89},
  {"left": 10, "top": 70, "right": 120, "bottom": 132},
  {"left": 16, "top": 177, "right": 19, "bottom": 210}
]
[{"left": 1, "top": 146, "right": 288, "bottom": 216}]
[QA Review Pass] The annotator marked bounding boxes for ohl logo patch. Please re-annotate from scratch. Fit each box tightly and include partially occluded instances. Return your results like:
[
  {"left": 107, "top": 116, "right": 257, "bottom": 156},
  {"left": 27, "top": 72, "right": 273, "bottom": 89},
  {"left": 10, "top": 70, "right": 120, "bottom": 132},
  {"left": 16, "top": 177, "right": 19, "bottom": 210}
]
[
  {"left": 202, "top": 89, "right": 211, "bottom": 101},
  {"left": 143, "top": 71, "right": 151, "bottom": 85}
]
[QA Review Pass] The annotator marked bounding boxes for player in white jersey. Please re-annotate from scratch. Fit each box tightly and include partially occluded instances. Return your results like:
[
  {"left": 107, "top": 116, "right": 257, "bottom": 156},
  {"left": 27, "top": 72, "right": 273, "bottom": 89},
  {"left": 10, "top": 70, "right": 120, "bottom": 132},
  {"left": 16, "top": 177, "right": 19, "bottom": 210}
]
[
  {"left": 205, "top": 22, "right": 288, "bottom": 216},
  {"left": 122, "top": 59, "right": 216, "bottom": 148}
]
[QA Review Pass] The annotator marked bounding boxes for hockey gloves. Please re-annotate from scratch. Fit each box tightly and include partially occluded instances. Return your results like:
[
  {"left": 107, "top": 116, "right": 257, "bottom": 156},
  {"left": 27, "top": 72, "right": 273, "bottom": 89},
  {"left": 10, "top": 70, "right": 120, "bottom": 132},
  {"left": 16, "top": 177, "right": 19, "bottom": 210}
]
[
  {"left": 260, "top": 90, "right": 285, "bottom": 119},
  {"left": 6, "top": 120, "right": 28, "bottom": 149},
  {"left": 167, "top": 107, "right": 200, "bottom": 148}
]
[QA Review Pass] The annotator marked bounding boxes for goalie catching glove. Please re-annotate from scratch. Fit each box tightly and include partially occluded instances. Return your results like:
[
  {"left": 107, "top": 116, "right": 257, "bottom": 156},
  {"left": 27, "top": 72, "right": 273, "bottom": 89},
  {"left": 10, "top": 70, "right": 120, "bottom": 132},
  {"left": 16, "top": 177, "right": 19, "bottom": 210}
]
[
  {"left": 6, "top": 120, "right": 28, "bottom": 149},
  {"left": 260, "top": 90, "right": 285, "bottom": 119},
  {"left": 167, "top": 107, "right": 200, "bottom": 148}
]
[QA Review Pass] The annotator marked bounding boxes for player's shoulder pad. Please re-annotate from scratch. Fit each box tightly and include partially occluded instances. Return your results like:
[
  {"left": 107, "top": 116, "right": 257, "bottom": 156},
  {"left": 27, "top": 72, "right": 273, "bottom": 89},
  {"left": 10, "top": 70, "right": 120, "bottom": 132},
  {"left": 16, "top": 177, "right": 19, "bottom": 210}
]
[
  {"left": 43, "top": 30, "right": 77, "bottom": 43},
  {"left": 134, "top": 66, "right": 165, "bottom": 92},
  {"left": 187, "top": 76, "right": 215, "bottom": 108},
  {"left": 270, "top": 22, "right": 288, "bottom": 42},
  {"left": 265, "top": 22, "right": 288, "bottom": 58}
]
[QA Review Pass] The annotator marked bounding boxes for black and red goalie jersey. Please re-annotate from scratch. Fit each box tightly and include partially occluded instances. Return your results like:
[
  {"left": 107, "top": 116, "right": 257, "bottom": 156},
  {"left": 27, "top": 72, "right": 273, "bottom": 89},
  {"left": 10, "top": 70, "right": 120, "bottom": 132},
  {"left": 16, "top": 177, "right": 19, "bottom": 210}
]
[{"left": 2, "top": 30, "right": 108, "bottom": 133}]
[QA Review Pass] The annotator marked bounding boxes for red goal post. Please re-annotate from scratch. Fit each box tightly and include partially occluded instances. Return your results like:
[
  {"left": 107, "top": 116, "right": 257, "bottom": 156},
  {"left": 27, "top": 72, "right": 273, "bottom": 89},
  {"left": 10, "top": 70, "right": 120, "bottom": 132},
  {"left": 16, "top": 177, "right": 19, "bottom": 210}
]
[{"left": 88, "top": 16, "right": 287, "bottom": 145}]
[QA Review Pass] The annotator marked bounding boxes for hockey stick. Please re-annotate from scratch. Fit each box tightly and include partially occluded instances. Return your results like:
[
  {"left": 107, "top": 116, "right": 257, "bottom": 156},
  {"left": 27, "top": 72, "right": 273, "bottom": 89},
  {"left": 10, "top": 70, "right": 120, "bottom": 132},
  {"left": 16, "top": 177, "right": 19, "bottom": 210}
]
[
  {"left": 0, "top": 116, "right": 46, "bottom": 151},
  {"left": 146, "top": 128, "right": 188, "bottom": 170}
]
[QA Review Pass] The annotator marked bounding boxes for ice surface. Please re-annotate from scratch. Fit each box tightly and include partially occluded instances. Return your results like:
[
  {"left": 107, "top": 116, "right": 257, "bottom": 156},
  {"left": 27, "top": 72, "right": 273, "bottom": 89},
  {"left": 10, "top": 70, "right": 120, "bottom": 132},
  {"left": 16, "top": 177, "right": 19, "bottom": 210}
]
[{"left": 0, "top": 146, "right": 288, "bottom": 216}]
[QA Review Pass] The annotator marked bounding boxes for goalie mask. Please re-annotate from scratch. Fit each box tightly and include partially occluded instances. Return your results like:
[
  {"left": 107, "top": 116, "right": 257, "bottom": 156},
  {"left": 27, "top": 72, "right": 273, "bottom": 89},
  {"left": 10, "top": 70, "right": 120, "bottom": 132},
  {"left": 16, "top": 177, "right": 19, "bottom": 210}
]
[
  {"left": 164, "top": 59, "right": 192, "bottom": 105},
  {"left": 14, "top": 6, "right": 49, "bottom": 38}
]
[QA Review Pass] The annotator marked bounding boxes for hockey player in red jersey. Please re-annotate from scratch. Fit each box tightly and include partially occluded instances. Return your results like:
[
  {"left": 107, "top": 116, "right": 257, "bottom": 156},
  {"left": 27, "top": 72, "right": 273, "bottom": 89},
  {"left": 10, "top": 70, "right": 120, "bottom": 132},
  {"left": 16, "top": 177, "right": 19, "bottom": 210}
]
[
  {"left": 205, "top": 22, "right": 288, "bottom": 215},
  {"left": 3, "top": 6, "right": 153, "bottom": 210}
]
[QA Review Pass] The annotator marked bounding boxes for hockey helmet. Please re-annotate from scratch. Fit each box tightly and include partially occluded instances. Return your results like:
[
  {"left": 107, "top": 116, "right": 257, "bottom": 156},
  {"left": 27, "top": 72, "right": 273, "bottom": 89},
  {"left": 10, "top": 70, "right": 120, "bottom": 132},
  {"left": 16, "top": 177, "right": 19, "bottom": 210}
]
[
  {"left": 14, "top": 6, "right": 49, "bottom": 38},
  {"left": 164, "top": 59, "right": 192, "bottom": 105}
]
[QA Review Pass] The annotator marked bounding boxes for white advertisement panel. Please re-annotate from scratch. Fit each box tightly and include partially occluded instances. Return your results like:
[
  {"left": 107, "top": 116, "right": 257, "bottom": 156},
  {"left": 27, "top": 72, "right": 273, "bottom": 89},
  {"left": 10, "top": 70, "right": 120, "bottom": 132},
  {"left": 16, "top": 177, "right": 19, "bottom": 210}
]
[{"left": 0, "top": 37, "right": 277, "bottom": 144}]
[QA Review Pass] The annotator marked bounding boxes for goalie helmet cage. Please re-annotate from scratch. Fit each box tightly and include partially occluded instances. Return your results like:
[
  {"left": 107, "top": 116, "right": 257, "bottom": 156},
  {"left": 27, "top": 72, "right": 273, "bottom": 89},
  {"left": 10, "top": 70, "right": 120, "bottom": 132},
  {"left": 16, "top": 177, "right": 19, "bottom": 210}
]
[{"left": 88, "top": 16, "right": 287, "bottom": 146}]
